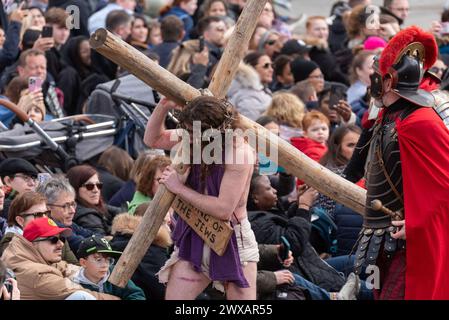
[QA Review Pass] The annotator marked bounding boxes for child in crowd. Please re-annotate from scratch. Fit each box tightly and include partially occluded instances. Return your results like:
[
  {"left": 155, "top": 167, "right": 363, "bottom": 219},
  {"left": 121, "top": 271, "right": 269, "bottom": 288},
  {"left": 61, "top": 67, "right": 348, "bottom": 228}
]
[
  {"left": 291, "top": 110, "right": 329, "bottom": 162},
  {"left": 72, "top": 235, "right": 146, "bottom": 300}
]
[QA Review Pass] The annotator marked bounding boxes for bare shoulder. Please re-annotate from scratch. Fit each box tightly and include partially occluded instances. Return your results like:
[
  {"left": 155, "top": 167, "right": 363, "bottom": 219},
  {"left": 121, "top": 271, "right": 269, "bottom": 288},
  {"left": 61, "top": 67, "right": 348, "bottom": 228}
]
[{"left": 225, "top": 140, "right": 256, "bottom": 172}]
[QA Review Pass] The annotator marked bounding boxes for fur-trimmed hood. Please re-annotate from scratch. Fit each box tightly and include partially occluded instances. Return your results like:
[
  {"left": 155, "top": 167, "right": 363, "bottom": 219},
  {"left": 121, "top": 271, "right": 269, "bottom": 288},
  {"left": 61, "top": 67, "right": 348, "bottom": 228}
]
[
  {"left": 228, "top": 62, "right": 264, "bottom": 98},
  {"left": 111, "top": 213, "right": 172, "bottom": 248}
]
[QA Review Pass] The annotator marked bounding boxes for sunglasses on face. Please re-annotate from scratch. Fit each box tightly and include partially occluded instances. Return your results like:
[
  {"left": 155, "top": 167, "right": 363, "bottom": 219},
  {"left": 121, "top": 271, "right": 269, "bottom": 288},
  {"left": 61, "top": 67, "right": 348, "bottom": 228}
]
[
  {"left": 21, "top": 210, "right": 51, "bottom": 219},
  {"left": 259, "top": 62, "right": 273, "bottom": 69},
  {"left": 33, "top": 235, "right": 66, "bottom": 245},
  {"left": 82, "top": 182, "right": 103, "bottom": 191},
  {"left": 265, "top": 39, "right": 277, "bottom": 46}
]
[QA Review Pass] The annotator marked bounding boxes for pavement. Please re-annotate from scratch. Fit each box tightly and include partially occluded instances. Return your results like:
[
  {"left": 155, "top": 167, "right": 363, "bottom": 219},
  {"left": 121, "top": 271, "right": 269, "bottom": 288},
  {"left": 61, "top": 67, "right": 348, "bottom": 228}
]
[{"left": 289, "top": 0, "right": 446, "bottom": 30}]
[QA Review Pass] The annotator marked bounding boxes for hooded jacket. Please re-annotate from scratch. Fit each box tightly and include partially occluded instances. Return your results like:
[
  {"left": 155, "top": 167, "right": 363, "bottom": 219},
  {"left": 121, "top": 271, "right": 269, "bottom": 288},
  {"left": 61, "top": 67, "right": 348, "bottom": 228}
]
[
  {"left": 227, "top": 63, "right": 272, "bottom": 121},
  {"left": 72, "top": 267, "right": 145, "bottom": 300},
  {"left": 291, "top": 137, "right": 327, "bottom": 162},
  {"left": 1, "top": 234, "right": 119, "bottom": 300},
  {"left": 109, "top": 214, "right": 172, "bottom": 300}
]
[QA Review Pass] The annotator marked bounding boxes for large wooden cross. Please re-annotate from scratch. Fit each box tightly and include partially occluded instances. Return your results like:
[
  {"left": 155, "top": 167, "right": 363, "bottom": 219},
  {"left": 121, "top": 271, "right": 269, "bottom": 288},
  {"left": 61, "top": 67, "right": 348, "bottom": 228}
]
[{"left": 90, "top": 0, "right": 367, "bottom": 287}]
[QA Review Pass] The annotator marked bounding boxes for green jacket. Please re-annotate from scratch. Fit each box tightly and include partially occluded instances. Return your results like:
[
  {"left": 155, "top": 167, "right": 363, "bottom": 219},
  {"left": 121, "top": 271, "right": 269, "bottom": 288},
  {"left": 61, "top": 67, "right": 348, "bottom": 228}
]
[
  {"left": 73, "top": 267, "right": 146, "bottom": 300},
  {"left": 127, "top": 191, "right": 151, "bottom": 215}
]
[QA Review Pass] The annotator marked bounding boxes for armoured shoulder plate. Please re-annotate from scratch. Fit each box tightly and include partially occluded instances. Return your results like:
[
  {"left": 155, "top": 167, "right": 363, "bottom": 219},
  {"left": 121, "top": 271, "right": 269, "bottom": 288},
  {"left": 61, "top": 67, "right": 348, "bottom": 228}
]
[{"left": 431, "top": 90, "right": 449, "bottom": 129}]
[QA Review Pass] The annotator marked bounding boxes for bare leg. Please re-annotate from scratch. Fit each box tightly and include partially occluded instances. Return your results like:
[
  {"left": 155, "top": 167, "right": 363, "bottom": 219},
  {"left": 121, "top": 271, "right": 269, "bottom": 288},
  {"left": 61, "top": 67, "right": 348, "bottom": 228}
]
[
  {"left": 165, "top": 260, "right": 211, "bottom": 300},
  {"left": 226, "top": 262, "right": 257, "bottom": 300}
]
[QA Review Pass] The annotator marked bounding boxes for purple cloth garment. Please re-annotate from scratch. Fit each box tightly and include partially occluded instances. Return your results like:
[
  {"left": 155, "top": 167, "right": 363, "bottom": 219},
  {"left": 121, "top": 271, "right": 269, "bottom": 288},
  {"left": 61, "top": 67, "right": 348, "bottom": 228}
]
[{"left": 172, "top": 164, "right": 249, "bottom": 288}]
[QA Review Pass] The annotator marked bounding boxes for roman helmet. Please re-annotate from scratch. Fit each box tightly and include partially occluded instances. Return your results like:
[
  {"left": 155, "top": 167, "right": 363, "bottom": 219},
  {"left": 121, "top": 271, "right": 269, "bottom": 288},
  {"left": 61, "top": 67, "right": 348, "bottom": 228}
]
[{"left": 369, "top": 26, "right": 438, "bottom": 107}]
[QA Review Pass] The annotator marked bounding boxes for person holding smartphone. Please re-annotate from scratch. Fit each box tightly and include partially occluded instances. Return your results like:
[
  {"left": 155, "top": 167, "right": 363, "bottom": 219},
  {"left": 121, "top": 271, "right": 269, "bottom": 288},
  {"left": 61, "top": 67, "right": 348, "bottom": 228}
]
[
  {"left": 0, "top": 3, "right": 26, "bottom": 73},
  {"left": 0, "top": 259, "right": 20, "bottom": 300}
]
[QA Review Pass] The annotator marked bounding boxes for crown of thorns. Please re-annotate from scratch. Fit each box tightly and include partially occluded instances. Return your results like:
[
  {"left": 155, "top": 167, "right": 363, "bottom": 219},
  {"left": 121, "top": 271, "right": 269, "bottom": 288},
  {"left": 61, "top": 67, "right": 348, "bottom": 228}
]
[{"left": 175, "top": 97, "right": 236, "bottom": 133}]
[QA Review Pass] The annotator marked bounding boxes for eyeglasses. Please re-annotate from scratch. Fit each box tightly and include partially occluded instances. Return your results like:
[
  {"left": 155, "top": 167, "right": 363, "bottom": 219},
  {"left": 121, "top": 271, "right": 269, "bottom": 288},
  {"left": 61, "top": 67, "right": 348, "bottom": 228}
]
[
  {"left": 33, "top": 235, "right": 66, "bottom": 245},
  {"left": 265, "top": 39, "right": 277, "bottom": 46},
  {"left": 259, "top": 62, "right": 273, "bottom": 69},
  {"left": 20, "top": 210, "right": 50, "bottom": 219},
  {"left": 48, "top": 202, "right": 77, "bottom": 211},
  {"left": 82, "top": 183, "right": 103, "bottom": 191},
  {"left": 88, "top": 255, "right": 115, "bottom": 265},
  {"left": 13, "top": 174, "right": 37, "bottom": 184}
]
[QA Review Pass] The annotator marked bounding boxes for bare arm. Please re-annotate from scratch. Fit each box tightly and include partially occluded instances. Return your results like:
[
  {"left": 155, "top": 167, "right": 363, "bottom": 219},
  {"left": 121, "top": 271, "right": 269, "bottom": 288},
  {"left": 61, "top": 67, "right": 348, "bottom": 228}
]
[
  {"left": 160, "top": 144, "right": 254, "bottom": 220},
  {"left": 144, "top": 98, "right": 180, "bottom": 150}
]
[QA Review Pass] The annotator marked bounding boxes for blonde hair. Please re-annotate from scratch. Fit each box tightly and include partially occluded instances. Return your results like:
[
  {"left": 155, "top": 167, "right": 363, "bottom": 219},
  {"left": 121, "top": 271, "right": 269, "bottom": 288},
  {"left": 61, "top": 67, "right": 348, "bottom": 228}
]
[
  {"left": 264, "top": 92, "right": 306, "bottom": 128},
  {"left": 167, "top": 39, "right": 201, "bottom": 78}
]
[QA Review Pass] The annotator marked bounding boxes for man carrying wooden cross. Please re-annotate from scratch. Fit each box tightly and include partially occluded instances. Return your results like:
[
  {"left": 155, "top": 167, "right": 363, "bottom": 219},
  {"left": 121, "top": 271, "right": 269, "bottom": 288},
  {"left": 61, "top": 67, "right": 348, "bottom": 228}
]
[{"left": 144, "top": 95, "right": 259, "bottom": 300}]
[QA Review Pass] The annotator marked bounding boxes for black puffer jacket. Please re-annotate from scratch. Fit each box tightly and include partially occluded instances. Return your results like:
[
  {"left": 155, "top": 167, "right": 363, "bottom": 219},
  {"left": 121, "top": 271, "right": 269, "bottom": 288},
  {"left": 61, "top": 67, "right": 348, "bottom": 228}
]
[
  {"left": 73, "top": 203, "right": 121, "bottom": 235},
  {"left": 248, "top": 204, "right": 346, "bottom": 292}
]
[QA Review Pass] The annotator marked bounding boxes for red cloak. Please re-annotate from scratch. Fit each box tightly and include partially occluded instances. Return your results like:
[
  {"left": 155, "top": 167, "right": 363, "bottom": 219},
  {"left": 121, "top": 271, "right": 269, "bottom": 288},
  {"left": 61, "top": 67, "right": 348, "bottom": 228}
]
[{"left": 395, "top": 107, "right": 449, "bottom": 299}]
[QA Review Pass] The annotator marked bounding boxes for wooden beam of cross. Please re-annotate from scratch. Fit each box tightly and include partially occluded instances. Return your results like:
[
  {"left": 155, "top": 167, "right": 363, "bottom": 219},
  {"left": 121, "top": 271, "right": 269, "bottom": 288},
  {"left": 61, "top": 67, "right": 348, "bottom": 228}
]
[{"left": 90, "top": 0, "right": 367, "bottom": 288}]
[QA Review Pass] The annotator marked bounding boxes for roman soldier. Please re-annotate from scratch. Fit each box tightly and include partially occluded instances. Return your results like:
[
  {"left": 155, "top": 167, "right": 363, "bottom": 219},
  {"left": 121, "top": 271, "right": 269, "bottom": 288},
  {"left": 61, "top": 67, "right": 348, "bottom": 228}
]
[{"left": 349, "top": 26, "right": 449, "bottom": 300}]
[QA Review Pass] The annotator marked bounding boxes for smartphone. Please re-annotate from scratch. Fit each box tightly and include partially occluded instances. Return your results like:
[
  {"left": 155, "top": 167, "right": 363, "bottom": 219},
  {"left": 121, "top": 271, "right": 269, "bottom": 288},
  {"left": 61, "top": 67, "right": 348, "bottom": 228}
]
[
  {"left": 279, "top": 236, "right": 291, "bottom": 261},
  {"left": 198, "top": 36, "right": 205, "bottom": 52},
  {"left": 28, "top": 76, "right": 43, "bottom": 92},
  {"left": 37, "top": 173, "right": 52, "bottom": 185},
  {"left": 328, "top": 85, "right": 343, "bottom": 110},
  {"left": 41, "top": 25, "right": 53, "bottom": 38},
  {"left": 4, "top": 279, "right": 13, "bottom": 296}
]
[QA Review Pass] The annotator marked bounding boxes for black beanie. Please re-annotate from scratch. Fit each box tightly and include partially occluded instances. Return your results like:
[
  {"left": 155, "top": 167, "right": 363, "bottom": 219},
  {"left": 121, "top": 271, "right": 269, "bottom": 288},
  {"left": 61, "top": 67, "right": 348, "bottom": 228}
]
[{"left": 290, "top": 58, "right": 320, "bottom": 83}]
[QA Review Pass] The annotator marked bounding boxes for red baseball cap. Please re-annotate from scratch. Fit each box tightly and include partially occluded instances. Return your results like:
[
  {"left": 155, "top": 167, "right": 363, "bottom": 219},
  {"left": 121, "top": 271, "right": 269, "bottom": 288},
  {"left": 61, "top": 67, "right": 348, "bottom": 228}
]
[{"left": 23, "top": 217, "right": 72, "bottom": 242}]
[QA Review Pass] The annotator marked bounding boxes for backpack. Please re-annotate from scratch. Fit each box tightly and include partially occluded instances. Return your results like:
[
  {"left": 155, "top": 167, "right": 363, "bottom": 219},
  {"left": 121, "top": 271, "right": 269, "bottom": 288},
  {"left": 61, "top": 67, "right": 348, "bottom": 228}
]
[{"left": 310, "top": 207, "right": 338, "bottom": 254}]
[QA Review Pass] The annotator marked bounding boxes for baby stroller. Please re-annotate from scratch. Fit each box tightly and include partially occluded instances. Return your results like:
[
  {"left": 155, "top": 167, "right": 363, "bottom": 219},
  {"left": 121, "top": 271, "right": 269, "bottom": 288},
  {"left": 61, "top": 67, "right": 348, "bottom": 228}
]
[
  {"left": 85, "top": 74, "right": 178, "bottom": 159},
  {"left": 0, "top": 98, "right": 119, "bottom": 173}
]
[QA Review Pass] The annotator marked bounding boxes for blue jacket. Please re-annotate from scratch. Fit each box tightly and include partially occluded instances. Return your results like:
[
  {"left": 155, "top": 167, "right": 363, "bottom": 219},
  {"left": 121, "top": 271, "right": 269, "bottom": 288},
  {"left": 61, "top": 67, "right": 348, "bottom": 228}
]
[
  {"left": 0, "top": 21, "right": 21, "bottom": 73},
  {"left": 350, "top": 97, "right": 369, "bottom": 127},
  {"left": 0, "top": 95, "right": 15, "bottom": 127},
  {"left": 108, "top": 180, "right": 136, "bottom": 209},
  {"left": 150, "top": 41, "right": 180, "bottom": 69},
  {"left": 161, "top": 6, "right": 193, "bottom": 40},
  {"left": 55, "top": 221, "right": 95, "bottom": 254},
  {"left": 333, "top": 204, "right": 363, "bottom": 256}
]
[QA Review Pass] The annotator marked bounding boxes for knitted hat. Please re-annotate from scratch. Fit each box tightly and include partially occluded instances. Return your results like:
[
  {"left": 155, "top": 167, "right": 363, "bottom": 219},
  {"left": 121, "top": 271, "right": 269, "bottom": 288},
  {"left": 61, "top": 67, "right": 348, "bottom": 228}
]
[{"left": 290, "top": 58, "right": 320, "bottom": 83}]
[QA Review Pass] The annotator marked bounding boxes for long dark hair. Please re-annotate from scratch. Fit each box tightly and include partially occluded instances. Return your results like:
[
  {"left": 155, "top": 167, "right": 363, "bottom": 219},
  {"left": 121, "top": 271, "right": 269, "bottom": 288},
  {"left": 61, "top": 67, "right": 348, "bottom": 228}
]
[
  {"left": 177, "top": 96, "right": 238, "bottom": 187},
  {"left": 320, "top": 124, "right": 362, "bottom": 168},
  {"left": 66, "top": 165, "right": 107, "bottom": 215},
  {"left": 62, "top": 36, "right": 91, "bottom": 79}
]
